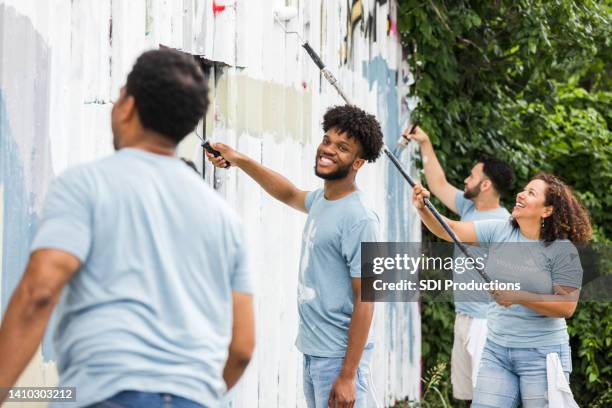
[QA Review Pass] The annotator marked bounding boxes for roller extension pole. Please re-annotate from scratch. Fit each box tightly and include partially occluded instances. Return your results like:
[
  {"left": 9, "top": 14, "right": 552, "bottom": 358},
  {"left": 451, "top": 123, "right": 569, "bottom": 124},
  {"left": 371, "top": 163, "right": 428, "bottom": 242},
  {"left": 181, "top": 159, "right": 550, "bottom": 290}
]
[{"left": 279, "top": 18, "right": 491, "bottom": 282}]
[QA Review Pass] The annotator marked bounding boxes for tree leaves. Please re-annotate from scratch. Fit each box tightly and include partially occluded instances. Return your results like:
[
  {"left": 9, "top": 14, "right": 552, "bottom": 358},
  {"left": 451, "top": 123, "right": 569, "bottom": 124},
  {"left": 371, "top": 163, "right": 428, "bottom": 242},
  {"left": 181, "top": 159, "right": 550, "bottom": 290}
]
[{"left": 398, "top": 1, "right": 611, "bottom": 404}]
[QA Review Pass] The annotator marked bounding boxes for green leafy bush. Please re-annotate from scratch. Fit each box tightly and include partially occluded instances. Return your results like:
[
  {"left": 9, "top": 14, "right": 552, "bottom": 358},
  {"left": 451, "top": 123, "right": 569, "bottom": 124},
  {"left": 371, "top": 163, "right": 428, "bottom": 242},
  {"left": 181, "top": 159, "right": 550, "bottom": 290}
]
[
  {"left": 568, "top": 302, "right": 612, "bottom": 406},
  {"left": 397, "top": 0, "right": 611, "bottom": 405}
]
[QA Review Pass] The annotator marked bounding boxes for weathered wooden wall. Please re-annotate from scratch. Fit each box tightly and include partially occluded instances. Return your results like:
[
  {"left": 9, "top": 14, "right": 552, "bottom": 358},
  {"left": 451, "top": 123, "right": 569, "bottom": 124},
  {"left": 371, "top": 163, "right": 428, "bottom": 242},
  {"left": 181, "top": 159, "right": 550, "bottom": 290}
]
[{"left": 0, "top": 1, "right": 421, "bottom": 406}]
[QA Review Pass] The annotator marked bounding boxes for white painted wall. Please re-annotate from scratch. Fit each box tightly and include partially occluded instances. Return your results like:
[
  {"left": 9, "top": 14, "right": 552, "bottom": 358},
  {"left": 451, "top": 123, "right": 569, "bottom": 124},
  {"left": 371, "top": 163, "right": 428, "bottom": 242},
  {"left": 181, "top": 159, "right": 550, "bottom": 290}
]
[{"left": 0, "top": 1, "right": 421, "bottom": 406}]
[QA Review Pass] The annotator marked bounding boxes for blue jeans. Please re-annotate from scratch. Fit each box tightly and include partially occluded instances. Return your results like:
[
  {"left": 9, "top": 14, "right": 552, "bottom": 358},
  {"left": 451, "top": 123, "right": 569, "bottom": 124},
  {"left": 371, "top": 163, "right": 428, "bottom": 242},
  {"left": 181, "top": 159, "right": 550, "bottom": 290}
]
[
  {"left": 85, "top": 391, "right": 206, "bottom": 408},
  {"left": 303, "top": 349, "right": 373, "bottom": 408},
  {"left": 472, "top": 340, "right": 572, "bottom": 408}
]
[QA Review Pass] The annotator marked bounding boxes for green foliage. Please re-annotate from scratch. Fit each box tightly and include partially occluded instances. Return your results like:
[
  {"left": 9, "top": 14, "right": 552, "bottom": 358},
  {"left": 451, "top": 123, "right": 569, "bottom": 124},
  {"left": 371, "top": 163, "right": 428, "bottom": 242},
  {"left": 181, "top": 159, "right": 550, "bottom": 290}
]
[
  {"left": 419, "top": 303, "right": 468, "bottom": 408},
  {"left": 567, "top": 302, "right": 612, "bottom": 404},
  {"left": 398, "top": 0, "right": 611, "bottom": 214},
  {"left": 503, "top": 84, "right": 612, "bottom": 240},
  {"left": 397, "top": 0, "right": 611, "bottom": 405},
  {"left": 421, "top": 361, "right": 449, "bottom": 407},
  {"left": 390, "top": 354, "right": 463, "bottom": 407}
]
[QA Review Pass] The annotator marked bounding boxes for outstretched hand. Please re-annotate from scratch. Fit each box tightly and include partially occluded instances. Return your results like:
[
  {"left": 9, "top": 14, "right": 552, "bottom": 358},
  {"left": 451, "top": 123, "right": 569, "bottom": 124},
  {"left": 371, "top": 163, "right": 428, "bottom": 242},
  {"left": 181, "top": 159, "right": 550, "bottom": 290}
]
[{"left": 204, "top": 142, "right": 241, "bottom": 168}]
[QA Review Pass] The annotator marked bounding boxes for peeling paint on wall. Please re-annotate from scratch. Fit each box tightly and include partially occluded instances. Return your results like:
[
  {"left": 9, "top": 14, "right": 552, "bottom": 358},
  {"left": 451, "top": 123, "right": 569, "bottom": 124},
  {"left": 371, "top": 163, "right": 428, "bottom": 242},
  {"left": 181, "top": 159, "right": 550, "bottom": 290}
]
[
  {"left": 361, "top": 53, "right": 421, "bottom": 402},
  {"left": 211, "top": 74, "right": 313, "bottom": 144},
  {"left": 363, "top": 56, "right": 401, "bottom": 238},
  {"left": 0, "top": 1, "right": 420, "bottom": 406}
]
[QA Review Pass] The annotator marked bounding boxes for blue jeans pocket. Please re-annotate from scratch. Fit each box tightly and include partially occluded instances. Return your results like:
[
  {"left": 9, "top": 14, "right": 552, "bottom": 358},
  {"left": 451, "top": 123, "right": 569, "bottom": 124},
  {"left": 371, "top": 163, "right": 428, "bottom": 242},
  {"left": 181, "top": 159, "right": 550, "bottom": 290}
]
[{"left": 356, "top": 366, "right": 369, "bottom": 390}]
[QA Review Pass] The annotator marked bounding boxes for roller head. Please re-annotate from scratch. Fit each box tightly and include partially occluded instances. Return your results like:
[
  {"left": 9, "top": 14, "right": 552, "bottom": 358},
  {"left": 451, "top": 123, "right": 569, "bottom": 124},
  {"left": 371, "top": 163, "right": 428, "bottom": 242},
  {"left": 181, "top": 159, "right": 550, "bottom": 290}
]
[
  {"left": 396, "top": 122, "right": 419, "bottom": 149},
  {"left": 274, "top": 6, "right": 298, "bottom": 22},
  {"left": 397, "top": 135, "right": 410, "bottom": 149}
]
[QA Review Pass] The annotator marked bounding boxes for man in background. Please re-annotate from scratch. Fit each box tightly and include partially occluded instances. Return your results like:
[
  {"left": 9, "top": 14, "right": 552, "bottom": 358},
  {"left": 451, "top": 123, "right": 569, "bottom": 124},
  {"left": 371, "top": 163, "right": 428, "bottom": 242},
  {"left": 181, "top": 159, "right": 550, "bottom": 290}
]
[
  {"left": 0, "top": 49, "right": 255, "bottom": 408},
  {"left": 404, "top": 126, "right": 513, "bottom": 402}
]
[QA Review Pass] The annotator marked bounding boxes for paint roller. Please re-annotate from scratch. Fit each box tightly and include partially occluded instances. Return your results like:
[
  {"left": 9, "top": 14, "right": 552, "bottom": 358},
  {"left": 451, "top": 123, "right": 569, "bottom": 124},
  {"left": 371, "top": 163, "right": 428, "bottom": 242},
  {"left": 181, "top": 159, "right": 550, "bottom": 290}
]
[
  {"left": 273, "top": 6, "right": 492, "bottom": 283},
  {"left": 274, "top": 6, "right": 298, "bottom": 21},
  {"left": 397, "top": 122, "right": 420, "bottom": 149},
  {"left": 202, "top": 141, "right": 229, "bottom": 168},
  {"left": 195, "top": 128, "right": 230, "bottom": 169}
]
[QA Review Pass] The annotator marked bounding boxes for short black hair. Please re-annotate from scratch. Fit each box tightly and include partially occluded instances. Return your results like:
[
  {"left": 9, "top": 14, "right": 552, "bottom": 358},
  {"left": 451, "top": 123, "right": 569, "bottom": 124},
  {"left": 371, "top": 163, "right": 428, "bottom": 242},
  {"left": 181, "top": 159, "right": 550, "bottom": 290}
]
[
  {"left": 322, "top": 105, "right": 384, "bottom": 162},
  {"left": 479, "top": 155, "right": 514, "bottom": 196},
  {"left": 126, "top": 49, "right": 209, "bottom": 144}
]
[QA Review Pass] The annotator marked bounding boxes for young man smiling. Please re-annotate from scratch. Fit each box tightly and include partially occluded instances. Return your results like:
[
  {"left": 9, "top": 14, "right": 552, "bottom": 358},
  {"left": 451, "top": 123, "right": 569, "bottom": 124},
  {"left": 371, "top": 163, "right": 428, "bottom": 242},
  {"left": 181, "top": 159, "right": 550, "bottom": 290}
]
[{"left": 208, "top": 105, "right": 384, "bottom": 408}]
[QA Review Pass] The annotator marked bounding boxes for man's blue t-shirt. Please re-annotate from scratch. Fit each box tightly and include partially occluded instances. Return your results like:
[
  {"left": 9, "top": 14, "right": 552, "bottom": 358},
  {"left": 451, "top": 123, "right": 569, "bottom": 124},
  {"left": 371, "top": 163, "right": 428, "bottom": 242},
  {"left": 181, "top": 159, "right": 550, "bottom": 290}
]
[
  {"left": 296, "top": 189, "right": 379, "bottom": 358},
  {"left": 474, "top": 219, "right": 582, "bottom": 348},
  {"left": 31, "top": 148, "right": 253, "bottom": 408},
  {"left": 454, "top": 192, "right": 510, "bottom": 318}
]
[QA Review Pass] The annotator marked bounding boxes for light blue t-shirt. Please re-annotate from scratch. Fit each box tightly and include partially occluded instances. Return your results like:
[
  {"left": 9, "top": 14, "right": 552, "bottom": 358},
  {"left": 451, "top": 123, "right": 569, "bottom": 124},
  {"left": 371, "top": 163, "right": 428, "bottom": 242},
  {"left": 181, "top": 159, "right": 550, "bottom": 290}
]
[
  {"left": 31, "top": 148, "right": 253, "bottom": 408},
  {"left": 296, "top": 189, "right": 379, "bottom": 358},
  {"left": 474, "top": 219, "right": 582, "bottom": 348},
  {"left": 454, "top": 192, "right": 510, "bottom": 318}
]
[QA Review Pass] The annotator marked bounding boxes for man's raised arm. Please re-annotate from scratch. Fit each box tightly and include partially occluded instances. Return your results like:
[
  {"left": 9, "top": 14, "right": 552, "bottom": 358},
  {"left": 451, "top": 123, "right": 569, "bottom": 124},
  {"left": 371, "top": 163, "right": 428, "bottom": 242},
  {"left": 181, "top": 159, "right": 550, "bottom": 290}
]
[
  {"left": 403, "top": 126, "right": 461, "bottom": 214},
  {"left": 206, "top": 143, "right": 309, "bottom": 213}
]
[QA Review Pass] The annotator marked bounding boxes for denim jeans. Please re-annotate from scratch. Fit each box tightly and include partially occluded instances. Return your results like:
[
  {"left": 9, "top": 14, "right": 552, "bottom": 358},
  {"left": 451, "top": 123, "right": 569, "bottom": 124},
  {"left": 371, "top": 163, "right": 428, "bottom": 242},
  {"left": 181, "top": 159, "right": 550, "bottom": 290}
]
[
  {"left": 84, "top": 391, "right": 206, "bottom": 408},
  {"left": 472, "top": 339, "right": 572, "bottom": 408},
  {"left": 303, "top": 349, "right": 374, "bottom": 408}
]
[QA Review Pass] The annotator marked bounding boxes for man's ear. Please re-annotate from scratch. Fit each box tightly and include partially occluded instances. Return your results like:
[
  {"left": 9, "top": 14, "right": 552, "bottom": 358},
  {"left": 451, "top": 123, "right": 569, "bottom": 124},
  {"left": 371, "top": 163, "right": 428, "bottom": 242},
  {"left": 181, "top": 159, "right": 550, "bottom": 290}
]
[
  {"left": 481, "top": 179, "right": 493, "bottom": 192},
  {"left": 117, "top": 94, "right": 137, "bottom": 123},
  {"left": 352, "top": 157, "right": 365, "bottom": 171},
  {"left": 123, "top": 95, "right": 137, "bottom": 121}
]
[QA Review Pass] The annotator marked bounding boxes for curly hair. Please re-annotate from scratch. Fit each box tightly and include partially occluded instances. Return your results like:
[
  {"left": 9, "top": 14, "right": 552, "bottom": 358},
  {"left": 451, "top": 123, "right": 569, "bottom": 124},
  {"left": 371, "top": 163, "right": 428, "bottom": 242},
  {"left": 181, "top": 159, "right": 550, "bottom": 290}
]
[
  {"left": 479, "top": 155, "right": 514, "bottom": 196},
  {"left": 512, "top": 173, "right": 592, "bottom": 244},
  {"left": 322, "top": 105, "right": 384, "bottom": 162},
  {"left": 126, "top": 49, "right": 209, "bottom": 144}
]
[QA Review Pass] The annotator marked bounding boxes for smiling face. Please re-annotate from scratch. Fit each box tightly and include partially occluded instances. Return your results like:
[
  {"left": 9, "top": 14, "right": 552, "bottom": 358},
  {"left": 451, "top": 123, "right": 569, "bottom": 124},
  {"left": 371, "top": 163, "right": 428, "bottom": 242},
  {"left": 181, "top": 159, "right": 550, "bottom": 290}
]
[
  {"left": 512, "top": 179, "right": 553, "bottom": 221},
  {"left": 314, "top": 127, "right": 365, "bottom": 180}
]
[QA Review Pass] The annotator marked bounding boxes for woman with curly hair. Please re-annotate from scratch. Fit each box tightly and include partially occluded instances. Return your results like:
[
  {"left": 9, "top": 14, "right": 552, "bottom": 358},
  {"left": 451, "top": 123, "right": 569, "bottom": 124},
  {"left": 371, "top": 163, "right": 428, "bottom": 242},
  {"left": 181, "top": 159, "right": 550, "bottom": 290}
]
[{"left": 412, "top": 173, "right": 591, "bottom": 408}]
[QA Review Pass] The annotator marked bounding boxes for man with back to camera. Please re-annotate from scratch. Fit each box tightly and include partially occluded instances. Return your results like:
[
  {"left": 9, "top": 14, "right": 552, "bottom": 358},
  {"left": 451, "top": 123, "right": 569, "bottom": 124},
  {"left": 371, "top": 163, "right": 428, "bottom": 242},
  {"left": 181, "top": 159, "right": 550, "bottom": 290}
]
[
  {"left": 207, "top": 105, "right": 383, "bottom": 408},
  {"left": 403, "top": 126, "right": 514, "bottom": 402},
  {"left": 0, "top": 49, "right": 255, "bottom": 408}
]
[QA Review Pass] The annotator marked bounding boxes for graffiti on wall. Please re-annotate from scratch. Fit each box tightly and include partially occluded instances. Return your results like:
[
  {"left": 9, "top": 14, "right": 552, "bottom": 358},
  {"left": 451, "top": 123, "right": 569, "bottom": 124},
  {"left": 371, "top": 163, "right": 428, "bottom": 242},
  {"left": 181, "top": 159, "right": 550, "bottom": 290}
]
[
  {"left": 213, "top": 0, "right": 235, "bottom": 16},
  {"left": 342, "top": 0, "right": 399, "bottom": 65}
]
